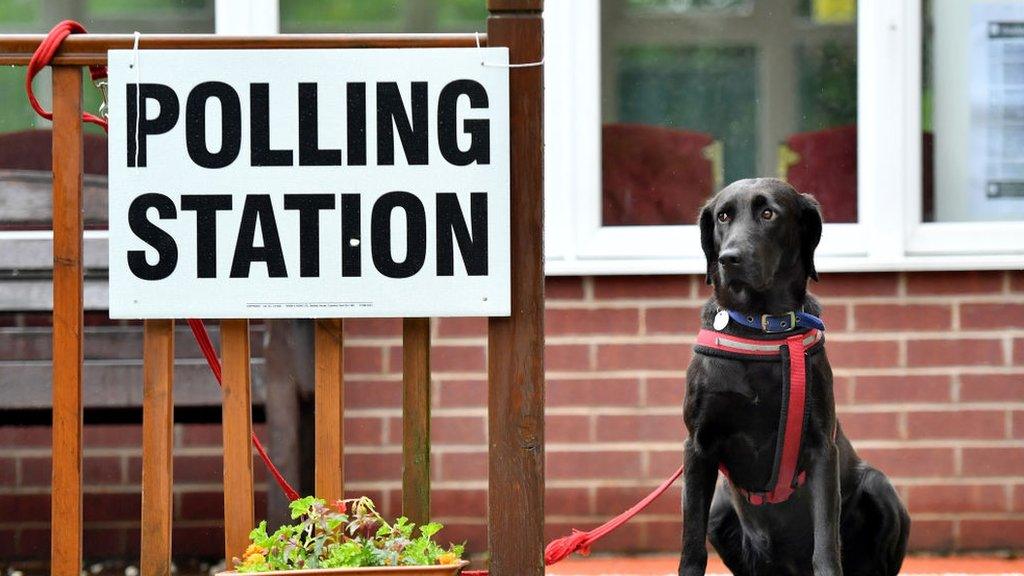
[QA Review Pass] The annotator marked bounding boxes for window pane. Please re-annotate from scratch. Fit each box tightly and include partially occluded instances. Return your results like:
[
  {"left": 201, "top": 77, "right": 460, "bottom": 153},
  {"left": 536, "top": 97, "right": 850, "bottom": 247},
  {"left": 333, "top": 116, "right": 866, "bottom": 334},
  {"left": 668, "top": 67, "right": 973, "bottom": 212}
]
[
  {"left": 281, "top": 0, "right": 484, "bottom": 33},
  {"left": 601, "top": 0, "right": 858, "bottom": 226},
  {"left": 924, "top": 0, "right": 1024, "bottom": 222}
]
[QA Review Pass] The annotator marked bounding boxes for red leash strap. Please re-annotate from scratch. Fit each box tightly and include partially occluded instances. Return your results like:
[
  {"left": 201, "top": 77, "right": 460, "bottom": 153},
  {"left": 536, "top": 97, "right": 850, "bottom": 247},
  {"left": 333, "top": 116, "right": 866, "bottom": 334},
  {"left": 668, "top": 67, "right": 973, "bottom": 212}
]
[
  {"left": 26, "top": 20, "right": 108, "bottom": 131},
  {"left": 27, "top": 21, "right": 300, "bottom": 502}
]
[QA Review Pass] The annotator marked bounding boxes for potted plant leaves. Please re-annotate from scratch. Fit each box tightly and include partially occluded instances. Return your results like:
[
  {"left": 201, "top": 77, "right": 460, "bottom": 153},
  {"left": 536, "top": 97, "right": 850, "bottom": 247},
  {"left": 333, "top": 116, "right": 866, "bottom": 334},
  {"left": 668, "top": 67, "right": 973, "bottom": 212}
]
[{"left": 217, "top": 496, "right": 468, "bottom": 575}]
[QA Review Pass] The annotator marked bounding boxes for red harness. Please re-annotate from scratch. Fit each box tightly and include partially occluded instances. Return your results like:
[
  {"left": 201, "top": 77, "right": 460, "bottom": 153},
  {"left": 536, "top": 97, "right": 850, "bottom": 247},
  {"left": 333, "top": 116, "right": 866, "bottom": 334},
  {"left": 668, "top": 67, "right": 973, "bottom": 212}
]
[{"left": 695, "top": 327, "right": 824, "bottom": 505}]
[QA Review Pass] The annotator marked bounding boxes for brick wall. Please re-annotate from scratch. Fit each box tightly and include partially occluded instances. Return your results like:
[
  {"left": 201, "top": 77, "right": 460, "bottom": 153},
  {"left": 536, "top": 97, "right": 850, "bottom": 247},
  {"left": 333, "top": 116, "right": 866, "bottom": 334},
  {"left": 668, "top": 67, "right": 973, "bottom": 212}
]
[{"left": 1, "top": 270, "right": 1022, "bottom": 561}]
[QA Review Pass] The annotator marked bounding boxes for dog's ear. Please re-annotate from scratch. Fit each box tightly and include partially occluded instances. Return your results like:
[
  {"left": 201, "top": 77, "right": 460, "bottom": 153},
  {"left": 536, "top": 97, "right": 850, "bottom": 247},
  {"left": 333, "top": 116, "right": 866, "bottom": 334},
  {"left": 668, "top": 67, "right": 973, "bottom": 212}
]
[
  {"left": 698, "top": 199, "right": 717, "bottom": 285},
  {"left": 798, "top": 193, "right": 823, "bottom": 281}
]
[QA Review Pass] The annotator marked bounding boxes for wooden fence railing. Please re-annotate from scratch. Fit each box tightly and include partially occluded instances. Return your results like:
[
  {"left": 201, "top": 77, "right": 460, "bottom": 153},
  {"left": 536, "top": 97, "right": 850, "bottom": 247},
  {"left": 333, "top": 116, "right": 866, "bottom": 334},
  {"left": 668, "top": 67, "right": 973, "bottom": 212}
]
[{"left": 0, "top": 1, "right": 544, "bottom": 574}]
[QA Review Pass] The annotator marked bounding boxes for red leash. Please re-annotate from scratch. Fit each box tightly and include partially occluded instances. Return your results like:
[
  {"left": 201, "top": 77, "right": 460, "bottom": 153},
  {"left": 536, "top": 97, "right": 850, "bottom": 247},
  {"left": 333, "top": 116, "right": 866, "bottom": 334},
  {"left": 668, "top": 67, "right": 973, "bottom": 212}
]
[
  {"left": 27, "top": 20, "right": 676, "bottom": 565},
  {"left": 27, "top": 20, "right": 300, "bottom": 503}
]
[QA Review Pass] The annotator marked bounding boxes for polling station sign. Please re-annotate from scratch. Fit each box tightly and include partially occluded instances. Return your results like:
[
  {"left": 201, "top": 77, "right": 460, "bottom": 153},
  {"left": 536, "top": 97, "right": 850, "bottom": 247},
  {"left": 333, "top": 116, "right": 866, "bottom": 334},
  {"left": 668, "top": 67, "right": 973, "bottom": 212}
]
[{"left": 106, "top": 49, "right": 510, "bottom": 319}]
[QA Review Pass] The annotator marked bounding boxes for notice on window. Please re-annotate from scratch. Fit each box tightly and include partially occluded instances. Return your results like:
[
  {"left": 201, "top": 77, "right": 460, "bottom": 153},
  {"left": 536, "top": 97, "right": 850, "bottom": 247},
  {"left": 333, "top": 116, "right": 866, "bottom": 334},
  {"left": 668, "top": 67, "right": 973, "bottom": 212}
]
[{"left": 968, "top": 3, "right": 1024, "bottom": 220}]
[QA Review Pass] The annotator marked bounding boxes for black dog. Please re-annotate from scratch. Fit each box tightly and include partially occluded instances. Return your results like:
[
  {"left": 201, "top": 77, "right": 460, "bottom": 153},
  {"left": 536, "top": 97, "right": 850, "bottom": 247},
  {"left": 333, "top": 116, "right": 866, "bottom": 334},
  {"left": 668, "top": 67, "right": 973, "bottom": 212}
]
[{"left": 679, "top": 179, "right": 909, "bottom": 576}]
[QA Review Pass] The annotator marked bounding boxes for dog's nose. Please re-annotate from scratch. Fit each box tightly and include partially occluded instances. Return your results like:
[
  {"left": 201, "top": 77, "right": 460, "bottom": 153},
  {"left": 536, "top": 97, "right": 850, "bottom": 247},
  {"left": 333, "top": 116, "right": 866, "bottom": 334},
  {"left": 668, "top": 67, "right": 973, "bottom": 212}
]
[{"left": 718, "top": 249, "right": 742, "bottom": 267}]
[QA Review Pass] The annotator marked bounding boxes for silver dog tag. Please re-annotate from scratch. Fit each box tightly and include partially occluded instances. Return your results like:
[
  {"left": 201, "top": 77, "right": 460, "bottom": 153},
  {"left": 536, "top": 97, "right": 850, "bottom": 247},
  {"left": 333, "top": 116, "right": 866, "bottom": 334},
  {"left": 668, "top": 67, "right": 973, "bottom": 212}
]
[{"left": 713, "top": 310, "right": 729, "bottom": 331}]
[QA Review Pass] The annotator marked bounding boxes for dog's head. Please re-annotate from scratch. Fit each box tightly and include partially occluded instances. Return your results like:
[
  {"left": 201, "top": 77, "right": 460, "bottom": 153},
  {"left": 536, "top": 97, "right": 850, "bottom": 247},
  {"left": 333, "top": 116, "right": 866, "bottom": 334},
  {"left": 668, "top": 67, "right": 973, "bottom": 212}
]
[{"left": 699, "top": 178, "right": 822, "bottom": 309}]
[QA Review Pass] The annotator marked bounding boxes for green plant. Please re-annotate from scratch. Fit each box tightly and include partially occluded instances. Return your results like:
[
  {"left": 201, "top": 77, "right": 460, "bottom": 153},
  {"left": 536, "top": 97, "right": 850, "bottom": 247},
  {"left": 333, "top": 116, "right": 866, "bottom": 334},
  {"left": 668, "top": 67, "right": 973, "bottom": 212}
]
[{"left": 234, "top": 496, "right": 464, "bottom": 572}]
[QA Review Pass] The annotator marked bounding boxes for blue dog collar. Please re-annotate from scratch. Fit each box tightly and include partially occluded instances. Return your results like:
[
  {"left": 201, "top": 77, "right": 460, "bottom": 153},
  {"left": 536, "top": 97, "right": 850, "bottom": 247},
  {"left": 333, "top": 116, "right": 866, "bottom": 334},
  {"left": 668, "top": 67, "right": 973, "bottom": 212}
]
[{"left": 722, "top": 309, "right": 825, "bottom": 333}]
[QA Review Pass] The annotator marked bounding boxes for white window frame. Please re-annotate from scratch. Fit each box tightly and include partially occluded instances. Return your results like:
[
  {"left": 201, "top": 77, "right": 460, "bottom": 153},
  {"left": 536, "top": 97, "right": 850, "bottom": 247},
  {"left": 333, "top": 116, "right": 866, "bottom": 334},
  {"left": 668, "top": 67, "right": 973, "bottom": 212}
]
[{"left": 543, "top": 0, "right": 1024, "bottom": 275}]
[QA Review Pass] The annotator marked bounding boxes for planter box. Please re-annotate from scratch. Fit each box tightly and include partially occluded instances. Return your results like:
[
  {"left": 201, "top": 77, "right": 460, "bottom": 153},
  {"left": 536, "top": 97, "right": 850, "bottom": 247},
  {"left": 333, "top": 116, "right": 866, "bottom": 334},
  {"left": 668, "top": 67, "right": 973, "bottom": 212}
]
[{"left": 217, "top": 561, "right": 470, "bottom": 576}]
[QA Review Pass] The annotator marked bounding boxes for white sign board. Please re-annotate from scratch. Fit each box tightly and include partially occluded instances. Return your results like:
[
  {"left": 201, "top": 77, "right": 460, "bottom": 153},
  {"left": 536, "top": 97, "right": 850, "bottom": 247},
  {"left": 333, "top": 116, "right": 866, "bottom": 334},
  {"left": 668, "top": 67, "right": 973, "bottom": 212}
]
[{"left": 107, "top": 49, "right": 510, "bottom": 319}]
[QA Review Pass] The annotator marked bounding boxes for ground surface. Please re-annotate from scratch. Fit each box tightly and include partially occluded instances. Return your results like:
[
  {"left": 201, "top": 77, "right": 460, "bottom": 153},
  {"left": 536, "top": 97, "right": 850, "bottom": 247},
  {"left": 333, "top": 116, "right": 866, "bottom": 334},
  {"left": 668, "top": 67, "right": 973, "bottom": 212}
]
[{"left": 545, "top": 555, "right": 1024, "bottom": 575}]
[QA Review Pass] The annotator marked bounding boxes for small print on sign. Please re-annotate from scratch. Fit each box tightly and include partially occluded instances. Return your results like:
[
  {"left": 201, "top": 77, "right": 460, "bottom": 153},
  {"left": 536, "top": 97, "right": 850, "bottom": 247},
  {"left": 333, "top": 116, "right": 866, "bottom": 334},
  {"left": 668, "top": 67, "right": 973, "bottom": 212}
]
[{"left": 106, "top": 49, "right": 510, "bottom": 319}]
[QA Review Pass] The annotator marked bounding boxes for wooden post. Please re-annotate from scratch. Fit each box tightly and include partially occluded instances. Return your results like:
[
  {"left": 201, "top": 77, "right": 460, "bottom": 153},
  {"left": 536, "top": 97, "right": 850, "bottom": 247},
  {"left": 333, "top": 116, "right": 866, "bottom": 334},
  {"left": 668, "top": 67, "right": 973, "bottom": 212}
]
[
  {"left": 402, "top": 318, "right": 431, "bottom": 526},
  {"left": 314, "top": 318, "right": 345, "bottom": 503},
  {"left": 221, "top": 319, "right": 254, "bottom": 562},
  {"left": 486, "top": 2, "right": 545, "bottom": 575},
  {"left": 50, "top": 64, "right": 84, "bottom": 576},
  {"left": 141, "top": 319, "right": 174, "bottom": 575}
]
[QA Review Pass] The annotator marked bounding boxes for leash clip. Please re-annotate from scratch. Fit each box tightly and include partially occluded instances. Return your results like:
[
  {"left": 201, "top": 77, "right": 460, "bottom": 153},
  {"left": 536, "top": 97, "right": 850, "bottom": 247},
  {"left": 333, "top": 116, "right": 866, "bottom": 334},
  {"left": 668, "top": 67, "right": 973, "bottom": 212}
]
[{"left": 93, "top": 77, "right": 109, "bottom": 119}]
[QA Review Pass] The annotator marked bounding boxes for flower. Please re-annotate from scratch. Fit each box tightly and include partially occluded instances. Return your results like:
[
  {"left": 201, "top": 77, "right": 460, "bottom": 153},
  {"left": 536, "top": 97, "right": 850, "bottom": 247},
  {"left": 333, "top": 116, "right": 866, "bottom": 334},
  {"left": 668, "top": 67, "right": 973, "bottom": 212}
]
[
  {"left": 243, "top": 544, "right": 267, "bottom": 559},
  {"left": 241, "top": 553, "right": 266, "bottom": 569},
  {"left": 436, "top": 552, "right": 458, "bottom": 565},
  {"left": 333, "top": 499, "right": 347, "bottom": 514}
]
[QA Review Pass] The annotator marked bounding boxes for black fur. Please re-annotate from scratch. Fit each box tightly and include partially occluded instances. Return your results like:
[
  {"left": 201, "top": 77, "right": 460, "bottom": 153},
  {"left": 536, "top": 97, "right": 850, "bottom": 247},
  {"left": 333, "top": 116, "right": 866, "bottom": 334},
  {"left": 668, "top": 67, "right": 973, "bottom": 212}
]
[{"left": 680, "top": 178, "right": 910, "bottom": 576}]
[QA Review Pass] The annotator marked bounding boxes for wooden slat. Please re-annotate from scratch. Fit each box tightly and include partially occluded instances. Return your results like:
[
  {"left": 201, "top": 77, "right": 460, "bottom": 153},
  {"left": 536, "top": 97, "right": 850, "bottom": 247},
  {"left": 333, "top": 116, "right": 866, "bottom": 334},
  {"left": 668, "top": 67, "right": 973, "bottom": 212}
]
[
  {"left": 221, "top": 319, "right": 254, "bottom": 562},
  {"left": 402, "top": 318, "right": 431, "bottom": 526},
  {"left": 486, "top": 1, "right": 546, "bottom": 575},
  {"left": 0, "top": 34, "right": 486, "bottom": 66},
  {"left": 50, "top": 64, "right": 84, "bottom": 576},
  {"left": 314, "top": 318, "right": 344, "bottom": 503},
  {"left": 141, "top": 319, "right": 174, "bottom": 576}
]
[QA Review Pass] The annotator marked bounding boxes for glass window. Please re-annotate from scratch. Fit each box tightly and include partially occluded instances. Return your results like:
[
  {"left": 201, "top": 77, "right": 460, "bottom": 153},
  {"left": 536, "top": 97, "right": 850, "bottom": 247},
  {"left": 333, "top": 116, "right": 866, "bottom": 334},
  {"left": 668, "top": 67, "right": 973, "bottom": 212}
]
[
  {"left": 924, "top": 0, "right": 1024, "bottom": 222},
  {"left": 280, "top": 0, "right": 486, "bottom": 33},
  {"left": 600, "top": 0, "right": 858, "bottom": 226}
]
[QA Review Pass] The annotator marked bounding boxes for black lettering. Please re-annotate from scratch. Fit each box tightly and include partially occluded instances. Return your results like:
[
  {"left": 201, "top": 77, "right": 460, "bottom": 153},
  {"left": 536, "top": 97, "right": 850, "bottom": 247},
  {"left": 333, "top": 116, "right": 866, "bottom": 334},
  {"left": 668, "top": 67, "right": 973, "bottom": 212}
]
[
  {"left": 127, "top": 193, "right": 178, "bottom": 280},
  {"left": 341, "top": 193, "right": 362, "bottom": 277},
  {"left": 371, "top": 191, "right": 426, "bottom": 278},
  {"left": 438, "top": 80, "right": 490, "bottom": 166},
  {"left": 436, "top": 192, "right": 488, "bottom": 276},
  {"left": 186, "top": 81, "right": 242, "bottom": 169},
  {"left": 376, "top": 82, "right": 428, "bottom": 165},
  {"left": 284, "top": 194, "right": 335, "bottom": 277},
  {"left": 181, "top": 194, "right": 232, "bottom": 278},
  {"left": 299, "top": 83, "right": 342, "bottom": 166},
  {"left": 347, "top": 83, "right": 366, "bottom": 166},
  {"left": 250, "top": 83, "right": 293, "bottom": 166},
  {"left": 230, "top": 195, "right": 287, "bottom": 278},
  {"left": 126, "top": 83, "right": 179, "bottom": 168}
]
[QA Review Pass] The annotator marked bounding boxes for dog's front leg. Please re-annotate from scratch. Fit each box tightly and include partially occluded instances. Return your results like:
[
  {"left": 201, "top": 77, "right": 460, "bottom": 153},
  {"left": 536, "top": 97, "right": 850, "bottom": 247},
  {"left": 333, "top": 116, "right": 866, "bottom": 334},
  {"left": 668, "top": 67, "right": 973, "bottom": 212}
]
[
  {"left": 810, "top": 441, "right": 843, "bottom": 576},
  {"left": 679, "top": 438, "right": 718, "bottom": 576}
]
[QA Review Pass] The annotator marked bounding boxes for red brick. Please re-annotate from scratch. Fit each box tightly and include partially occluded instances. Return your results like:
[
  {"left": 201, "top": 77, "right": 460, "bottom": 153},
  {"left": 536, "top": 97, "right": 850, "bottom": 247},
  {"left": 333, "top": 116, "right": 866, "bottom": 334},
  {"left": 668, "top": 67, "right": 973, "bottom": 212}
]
[
  {"left": 0, "top": 493, "right": 50, "bottom": 521},
  {"left": 857, "top": 447, "right": 955, "bottom": 477},
  {"left": 546, "top": 277, "right": 585, "bottom": 300},
  {"left": 906, "top": 339, "right": 1003, "bottom": 367},
  {"left": 1015, "top": 484, "right": 1024, "bottom": 511},
  {"left": 20, "top": 456, "right": 50, "bottom": 486},
  {"left": 906, "top": 519, "right": 954, "bottom": 551},
  {"left": 594, "top": 414, "right": 684, "bottom": 443},
  {"left": 345, "top": 379, "right": 401, "bottom": 409},
  {"left": 437, "top": 379, "right": 486, "bottom": 407},
  {"left": 1011, "top": 271, "right": 1024, "bottom": 292},
  {"left": 546, "top": 414, "right": 592, "bottom": 443},
  {"left": 644, "top": 520, "right": 684, "bottom": 551},
  {"left": 959, "top": 519, "right": 1024, "bottom": 549},
  {"left": 437, "top": 450, "right": 486, "bottom": 481},
  {"left": 82, "top": 527, "right": 130, "bottom": 557},
  {"left": 344, "top": 452, "right": 401, "bottom": 482},
  {"left": 546, "top": 307, "right": 640, "bottom": 336},
  {"left": 819, "top": 308, "right": 849, "bottom": 332},
  {"left": 19, "top": 528, "right": 51, "bottom": 556},
  {"left": 906, "top": 410, "right": 1005, "bottom": 439},
  {"left": 647, "top": 377, "right": 685, "bottom": 406},
  {"left": 173, "top": 455, "right": 222, "bottom": 483},
  {"left": 545, "top": 487, "right": 591, "bottom": 516},
  {"left": 906, "top": 271, "right": 1004, "bottom": 295},
  {"left": 1015, "top": 411, "right": 1024, "bottom": 438},
  {"left": 172, "top": 524, "right": 224, "bottom": 557},
  {"left": 838, "top": 411, "right": 901, "bottom": 440},
  {"left": 826, "top": 340, "right": 900, "bottom": 368},
  {"left": 178, "top": 491, "right": 226, "bottom": 520},
  {"left": 596, "top": 343, "right": 691, "bottom": 371},
  {"left": 344, "top": 318, "right": 400, "bottom": 337},
  {"left": 435, "top": 523, "right": 486, "bottom": 559},
  {"left": 963, "top": 447, "right": 1024, "bottom": 476},
  {"left": 83, "top": 455, "right": 124, "bottom": 485},
  {"left": 648, "top": 450, "right": 685, "bottom": 478},
  {"left": 431, "top": 416, "right": 486, "bottom": 445},
  {"left": 0, "top": 457, "right": 13, "bottom": 486},
  {"left": 961, "top": 303, "right": 1024, "bottom": 330},
  {"left": 959, "top": 373, "right": 1024, "bottom": 402},
  {"left": 547, "top": 378, "right": 639, "bottom": 407},
  {"left": 343, "top": 345, "right": 385, "bottom": 373},
  {"left": 435, "top": 317, "right": 486, "bottom": 338},
  {"left": 432, "top": 488, "right": 487, "bottom": 517},
  {"left": 854, "top": 304, "right": 952, "bottom": 331},
  {"left": 906, "top": 483, "right": 1007, "bottom": 513},
  {"left": 1015, "top": 338, "right": 1024, "bottom": 365},
  {"left": 345, "top": 417, "right": 385, "bottom": 446},
  {"left": 545, "top": 344, "right": 591, "bottom": 371},
  {"left": 595, "top": 485, "right": 681, "bottom": 516},
  {"left": 428, "top": 344, "right": 485, "bottom": 373},
  {"left": 179, "top": 423, "right": 222, "bottom": 447},
  {"left": 84, "top": 491, "right": 141, "bottom": 521},
  {"left": 547, "top": 450, "right": 642, "bottom": 479},
  {"left": 812, "top": 273, "right": 898, "bottom": 297},
  {"left": 0, "top": 426, "right": 50, "bottom": 447},
  {"left": 544, "top": 521, "right": 645, "bottom": 553},
  {"left": 0, "top": 529, "right": 14, "bottom": 557},
  {"left": 593, "top": 276, "right": 690, "bottom": 300},
  {"left": 855, "top": 374, "right": 951, "bottom": 404},
  {"left": 832, "top": 375, "right": 853, "bottom": 404},
  {"left": 84, "top": 424, "right": 142, "bottom": 447},
  {"left": 644, "top": 306, "right": 703, "bottom": 335}
]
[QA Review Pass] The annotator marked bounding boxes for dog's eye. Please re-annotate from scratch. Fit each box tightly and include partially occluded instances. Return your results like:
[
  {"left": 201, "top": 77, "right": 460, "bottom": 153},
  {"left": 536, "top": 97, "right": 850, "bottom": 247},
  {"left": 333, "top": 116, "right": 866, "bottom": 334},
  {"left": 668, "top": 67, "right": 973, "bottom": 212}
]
[
  {"left": 717, "top": 212, "right": 731, "bottom": 223},
  {"left": 761, "top": 208, "right": 774, "bottom": 220}
]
